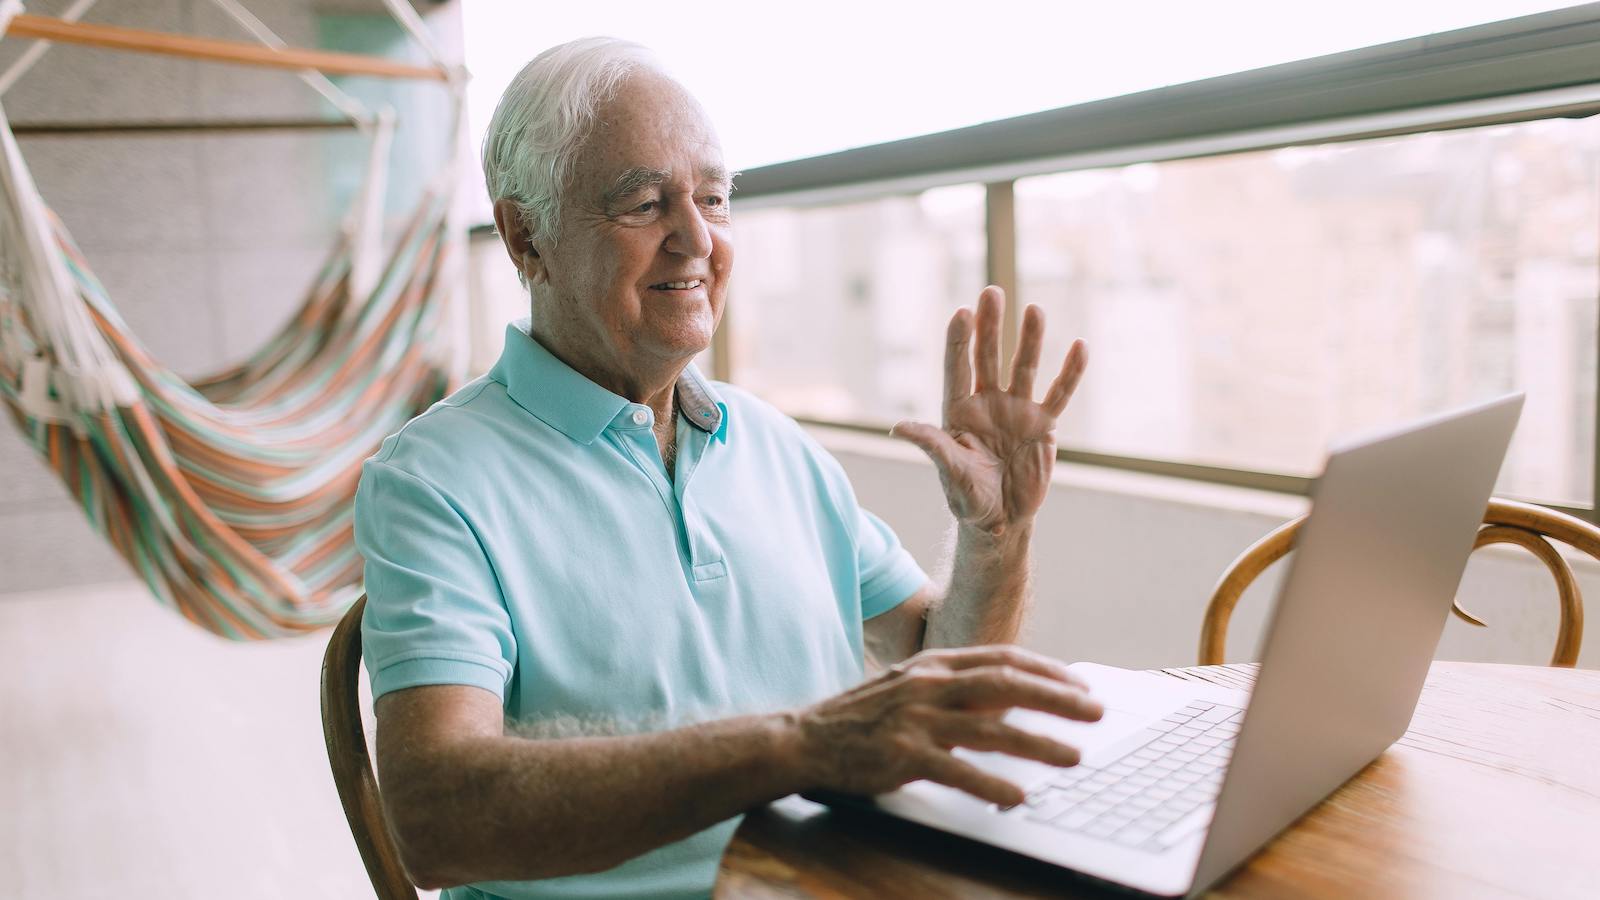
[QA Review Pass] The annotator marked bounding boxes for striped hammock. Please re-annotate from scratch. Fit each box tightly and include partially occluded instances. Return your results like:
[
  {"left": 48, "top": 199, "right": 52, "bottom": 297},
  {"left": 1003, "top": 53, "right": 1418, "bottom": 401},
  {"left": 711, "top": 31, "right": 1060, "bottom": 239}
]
[{"left": 0, "top": 103, "right": 459, "bottom": 639}]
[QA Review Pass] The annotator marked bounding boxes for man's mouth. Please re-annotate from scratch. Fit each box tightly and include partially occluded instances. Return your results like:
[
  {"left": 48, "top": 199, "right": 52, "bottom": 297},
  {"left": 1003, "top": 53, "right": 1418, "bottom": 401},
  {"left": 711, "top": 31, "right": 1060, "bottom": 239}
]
[{"left": 650, "top": 280, "right": 704, "bottom": 290}]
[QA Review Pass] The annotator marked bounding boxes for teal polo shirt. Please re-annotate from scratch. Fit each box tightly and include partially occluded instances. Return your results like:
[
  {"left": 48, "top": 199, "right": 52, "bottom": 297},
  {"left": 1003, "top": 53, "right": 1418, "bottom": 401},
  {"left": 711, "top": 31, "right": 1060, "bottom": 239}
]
[{"left": 355, "top": 319, "right": 928, "bottom": 900}]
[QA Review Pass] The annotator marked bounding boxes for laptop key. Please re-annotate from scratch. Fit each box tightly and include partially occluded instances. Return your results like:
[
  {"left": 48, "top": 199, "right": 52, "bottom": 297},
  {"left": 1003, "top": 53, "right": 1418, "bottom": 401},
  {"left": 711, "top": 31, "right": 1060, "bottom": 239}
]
[
  {"left": 1085, "top": 821, "right": 1119, "bottom": 839},
  {"left": 1195, "top": 705, "right": 1239, "bottom": 724},
  {"left": 1154, "top": 806, "right": 1215, "bottom": 848},
  {"left": 1111, "top": 800, "right": 1146, "bottom": 818},
  {"left": 1054, "top": 809, "right": 1096, "bottom": 831},
  {"left": 1025, "top": 794, "right": 1078, "bottom": 822},
  {"left": 1022, "top": 787, "right": 1055, "bottom": 807}
]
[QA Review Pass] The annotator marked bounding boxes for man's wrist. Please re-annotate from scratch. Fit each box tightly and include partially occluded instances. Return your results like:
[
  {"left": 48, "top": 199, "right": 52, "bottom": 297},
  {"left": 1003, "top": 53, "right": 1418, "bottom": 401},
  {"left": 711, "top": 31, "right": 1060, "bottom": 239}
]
[
  {"left": 955, "top": 519, "right": 1035, "bottom": 558},
  {"left": 764, "top": 708, "right": 820, "bottom": 795}
]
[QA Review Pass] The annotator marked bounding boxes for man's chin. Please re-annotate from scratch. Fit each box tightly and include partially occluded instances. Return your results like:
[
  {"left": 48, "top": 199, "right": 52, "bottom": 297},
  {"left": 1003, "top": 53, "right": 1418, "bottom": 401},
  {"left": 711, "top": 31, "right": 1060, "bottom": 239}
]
[{"left": 641, "top": 318, "right": 716, "bottom": 363}]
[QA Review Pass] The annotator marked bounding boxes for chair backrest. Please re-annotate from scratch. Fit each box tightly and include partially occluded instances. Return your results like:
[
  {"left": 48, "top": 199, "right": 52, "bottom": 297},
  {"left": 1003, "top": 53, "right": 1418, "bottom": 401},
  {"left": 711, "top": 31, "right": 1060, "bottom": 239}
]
[
  {"left": 1201, "top": 498, "right": 1594, "bottom": 667},
  {"left": 320, "top": 594, "right": 419, "bottom": 899}
]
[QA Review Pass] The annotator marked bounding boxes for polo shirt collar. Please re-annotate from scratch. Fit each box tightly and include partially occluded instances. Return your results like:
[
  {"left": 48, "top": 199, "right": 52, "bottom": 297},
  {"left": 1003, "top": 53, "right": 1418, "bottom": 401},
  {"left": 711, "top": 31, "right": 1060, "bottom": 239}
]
[{"left": 490, "top": 318, "right": 725, "bottom": 445}]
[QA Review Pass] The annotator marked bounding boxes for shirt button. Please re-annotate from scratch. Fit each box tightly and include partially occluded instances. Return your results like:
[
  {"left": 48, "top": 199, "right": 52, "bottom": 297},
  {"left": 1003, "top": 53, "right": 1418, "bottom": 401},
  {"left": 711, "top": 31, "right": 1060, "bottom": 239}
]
[{"left": 631, "top": 410, "right": 648, "bottom": 425}]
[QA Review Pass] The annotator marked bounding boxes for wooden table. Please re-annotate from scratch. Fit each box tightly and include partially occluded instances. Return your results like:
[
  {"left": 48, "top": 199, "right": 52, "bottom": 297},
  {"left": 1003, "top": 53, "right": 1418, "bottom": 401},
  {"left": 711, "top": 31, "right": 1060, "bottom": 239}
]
[{"left": 716, "top": 662, "right": 1600, "bottom": 899}]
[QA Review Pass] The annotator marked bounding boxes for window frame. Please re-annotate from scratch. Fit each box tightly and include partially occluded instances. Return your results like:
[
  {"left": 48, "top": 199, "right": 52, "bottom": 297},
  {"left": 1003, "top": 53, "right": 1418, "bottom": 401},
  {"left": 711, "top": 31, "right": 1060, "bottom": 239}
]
[{"left": 721, "top": 5, "right": 1600, "bottom": 522}]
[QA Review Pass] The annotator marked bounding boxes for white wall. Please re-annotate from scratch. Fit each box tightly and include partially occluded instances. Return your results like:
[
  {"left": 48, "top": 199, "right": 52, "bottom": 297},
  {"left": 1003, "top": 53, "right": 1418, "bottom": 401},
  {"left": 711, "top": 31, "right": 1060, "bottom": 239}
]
[
  {"left": 815, "top": 426, "right": 1600, "bottom": 670},
  {"left": 0, "top": 0, "right": 461, "bottom": 594}
]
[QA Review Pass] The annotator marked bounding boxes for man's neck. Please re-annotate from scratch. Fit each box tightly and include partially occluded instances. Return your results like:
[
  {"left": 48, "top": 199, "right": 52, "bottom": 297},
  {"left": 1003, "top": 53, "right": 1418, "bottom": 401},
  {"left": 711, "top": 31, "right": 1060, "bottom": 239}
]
[{"left": 528, "top": 324, "right": 682, "bottom": 423}]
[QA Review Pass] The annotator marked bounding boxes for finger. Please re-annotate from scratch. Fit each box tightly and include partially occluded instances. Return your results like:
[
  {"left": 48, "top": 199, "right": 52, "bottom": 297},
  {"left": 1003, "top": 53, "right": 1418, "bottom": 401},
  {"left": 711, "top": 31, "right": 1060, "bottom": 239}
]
[
  {"left": 973, "top": 286, "right": 1003, "bottom": 393},
  {"left": 1008, "top": 304, "right": 1045, "bottom": 400},
  {"left": 917, "top": 750, "right": 1025, "bottom": 807},
  {"left": 942, "top": 308, "right": 974, "bottom": 424},
  {"left": 909, "top": 645, "right": 1088, "bottom": 691},
  {"left": 1041, "top": 338, "right": 1089, "bottom": 418},
  {"left": 945, "top": 666, "right": 1105, "bottom": 722},
  {"left": 890, "top": 420, "right": 963, "bottom": 473},
  {"left": 929, "top": 712, "right": 1083, "bottom": 768}
]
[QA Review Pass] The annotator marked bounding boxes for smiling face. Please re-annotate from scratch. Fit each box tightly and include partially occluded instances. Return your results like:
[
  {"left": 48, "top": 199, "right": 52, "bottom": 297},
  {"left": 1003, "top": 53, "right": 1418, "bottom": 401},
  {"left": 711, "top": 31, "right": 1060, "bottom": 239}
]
[{"left": 511, "top": 70, "right": 734, "bottom": 398}]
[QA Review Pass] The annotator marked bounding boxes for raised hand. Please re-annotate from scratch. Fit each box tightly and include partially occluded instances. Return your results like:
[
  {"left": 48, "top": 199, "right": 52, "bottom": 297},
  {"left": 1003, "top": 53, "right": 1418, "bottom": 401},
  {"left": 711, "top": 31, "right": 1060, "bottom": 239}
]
[{"left": 892, "top": 286, "right": 1088, "bottom": 535}]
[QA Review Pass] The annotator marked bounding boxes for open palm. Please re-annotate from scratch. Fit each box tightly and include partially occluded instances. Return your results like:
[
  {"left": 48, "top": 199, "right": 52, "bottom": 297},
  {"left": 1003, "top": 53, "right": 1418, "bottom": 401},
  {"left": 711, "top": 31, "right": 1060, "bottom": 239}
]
[{"left": 893, "top": 287, "right": 1088, "bottom": 535}]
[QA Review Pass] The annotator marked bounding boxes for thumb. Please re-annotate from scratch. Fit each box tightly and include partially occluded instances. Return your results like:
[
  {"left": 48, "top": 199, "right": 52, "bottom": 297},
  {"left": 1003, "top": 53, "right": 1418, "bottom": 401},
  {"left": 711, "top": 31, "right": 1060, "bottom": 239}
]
[{"left": 891, "top": 421, "right": 961, "bottom": 472}]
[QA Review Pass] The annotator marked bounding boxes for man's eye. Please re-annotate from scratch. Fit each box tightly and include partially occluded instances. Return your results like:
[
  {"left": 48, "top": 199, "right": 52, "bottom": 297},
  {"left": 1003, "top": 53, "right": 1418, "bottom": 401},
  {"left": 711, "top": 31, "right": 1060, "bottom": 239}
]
[
  {"left": 634, "top": 200, "right": 658, "bottom": 214},
  {"left": 702, "top": 195, "right": 725, "bottom": 207}
]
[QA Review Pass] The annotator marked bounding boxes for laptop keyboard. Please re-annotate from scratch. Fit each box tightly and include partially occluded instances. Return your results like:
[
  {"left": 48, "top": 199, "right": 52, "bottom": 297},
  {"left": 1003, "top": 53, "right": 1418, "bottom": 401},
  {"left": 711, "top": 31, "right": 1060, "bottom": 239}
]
[{"left": 1016, "top": 700, "right": 1244, "bottom": 852}]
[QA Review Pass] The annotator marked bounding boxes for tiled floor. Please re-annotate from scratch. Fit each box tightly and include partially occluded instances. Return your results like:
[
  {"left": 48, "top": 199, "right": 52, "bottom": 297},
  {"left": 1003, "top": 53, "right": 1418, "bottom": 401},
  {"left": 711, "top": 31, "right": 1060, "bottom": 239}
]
[{"left": 0, "top": 582, "right": 428, "bottom": 899}]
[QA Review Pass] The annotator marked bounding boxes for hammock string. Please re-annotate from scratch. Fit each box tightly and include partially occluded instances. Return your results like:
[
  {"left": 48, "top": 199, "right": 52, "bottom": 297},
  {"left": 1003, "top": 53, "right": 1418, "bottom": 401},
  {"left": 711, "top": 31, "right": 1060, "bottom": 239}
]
[{"left": 0, "top": 1, "right": 466, "bottom": 638}]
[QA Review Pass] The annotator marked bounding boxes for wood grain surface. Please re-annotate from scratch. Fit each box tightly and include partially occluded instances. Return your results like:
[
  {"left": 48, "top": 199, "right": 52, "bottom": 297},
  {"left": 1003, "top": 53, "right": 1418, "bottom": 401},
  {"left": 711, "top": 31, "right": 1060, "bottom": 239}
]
[{"left": 717, "top": 662, "right": 1600, "bottom": 899}]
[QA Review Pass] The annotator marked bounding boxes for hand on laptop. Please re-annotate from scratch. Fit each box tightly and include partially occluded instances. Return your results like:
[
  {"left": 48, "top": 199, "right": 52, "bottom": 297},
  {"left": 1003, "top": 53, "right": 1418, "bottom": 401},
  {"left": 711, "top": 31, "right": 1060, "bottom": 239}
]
[{"left": 789, "top": 645, "right": 1103, "bottom": 807}]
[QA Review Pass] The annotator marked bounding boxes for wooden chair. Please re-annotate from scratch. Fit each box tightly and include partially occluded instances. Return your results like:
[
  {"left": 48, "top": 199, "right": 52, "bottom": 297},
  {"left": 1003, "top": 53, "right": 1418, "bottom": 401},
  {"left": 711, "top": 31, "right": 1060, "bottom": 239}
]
[
  {"left": 1200, "top": 498, "right": 1595, "bottom": 667},
  {"left": 321, "top": 594, "right": 419, "bottom": 899}
]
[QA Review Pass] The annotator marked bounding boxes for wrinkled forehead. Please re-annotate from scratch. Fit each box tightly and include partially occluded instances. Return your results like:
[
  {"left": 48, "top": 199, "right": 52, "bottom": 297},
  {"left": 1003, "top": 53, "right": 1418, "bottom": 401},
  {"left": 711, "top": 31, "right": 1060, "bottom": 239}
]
[{"left": 573, "top": 72, "right": 726, "bottom": 194}]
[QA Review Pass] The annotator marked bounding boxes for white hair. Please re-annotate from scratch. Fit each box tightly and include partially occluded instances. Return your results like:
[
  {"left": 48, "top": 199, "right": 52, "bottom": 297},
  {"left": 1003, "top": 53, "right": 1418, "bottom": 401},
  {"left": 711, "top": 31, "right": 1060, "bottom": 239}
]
[{"left": 481, "top": 37, "right": 665, "bottom": 247}]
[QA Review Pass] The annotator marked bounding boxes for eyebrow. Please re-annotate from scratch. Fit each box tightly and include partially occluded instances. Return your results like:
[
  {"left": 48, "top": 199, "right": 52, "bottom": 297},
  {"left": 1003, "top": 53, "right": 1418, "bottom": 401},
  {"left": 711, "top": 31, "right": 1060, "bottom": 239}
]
[
  {"left": 602, "top": 167, "right": 670, "bottom": 208},
  {"left": 601, "top": 165, "right": 736, "bottom": 209}
]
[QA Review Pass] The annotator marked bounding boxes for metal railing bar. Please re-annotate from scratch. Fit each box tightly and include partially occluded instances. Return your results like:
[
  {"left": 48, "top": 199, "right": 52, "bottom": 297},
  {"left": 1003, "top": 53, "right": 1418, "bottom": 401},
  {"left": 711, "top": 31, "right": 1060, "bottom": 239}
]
[
  {"left": 984, "top": 180, "right": 1019, "bottom": 367},
  {"left": 734, "top": 5, "right": 1600, "bottom": 203},
  {"left": 733, "top": 82, "right": 1600, "bottom": 210}
]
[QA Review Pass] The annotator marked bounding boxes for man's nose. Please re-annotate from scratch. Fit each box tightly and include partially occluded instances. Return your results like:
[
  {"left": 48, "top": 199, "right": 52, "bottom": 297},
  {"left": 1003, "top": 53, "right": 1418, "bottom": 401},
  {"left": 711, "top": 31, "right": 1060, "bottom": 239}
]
[{"left": 664, "top": 202, "right": 713, "bottom": 259}]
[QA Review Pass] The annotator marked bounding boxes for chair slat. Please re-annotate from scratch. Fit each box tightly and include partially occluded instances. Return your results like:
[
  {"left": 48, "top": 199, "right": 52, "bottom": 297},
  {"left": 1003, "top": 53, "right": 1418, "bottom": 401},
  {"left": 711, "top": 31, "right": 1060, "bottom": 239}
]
[{"left": 320, "top": 595, "right": 419, "bottom": 898}]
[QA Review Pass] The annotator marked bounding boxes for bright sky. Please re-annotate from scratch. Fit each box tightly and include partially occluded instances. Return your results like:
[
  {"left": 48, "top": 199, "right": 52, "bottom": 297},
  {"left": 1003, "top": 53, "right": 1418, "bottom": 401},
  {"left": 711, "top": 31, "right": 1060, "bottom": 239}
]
[{"left": 462, "top": 1, "right": 1580, "bottom": 173}]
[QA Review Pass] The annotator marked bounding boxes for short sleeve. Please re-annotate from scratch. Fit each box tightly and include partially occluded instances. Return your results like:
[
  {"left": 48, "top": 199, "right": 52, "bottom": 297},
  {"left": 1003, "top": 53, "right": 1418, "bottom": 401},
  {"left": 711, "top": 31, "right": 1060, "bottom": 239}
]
[
  {"left": 854, "top": 504, "right": 930, "bottom": 620},
  {"left": 355, "top": 458, "right": 516, "bottom": 702}
]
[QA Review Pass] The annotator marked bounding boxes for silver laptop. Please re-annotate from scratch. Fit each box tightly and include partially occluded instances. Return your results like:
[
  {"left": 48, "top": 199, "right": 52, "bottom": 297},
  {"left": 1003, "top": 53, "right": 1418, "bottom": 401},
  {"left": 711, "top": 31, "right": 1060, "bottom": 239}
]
[{"left": 863, "top": 393, "right": 1523, "bottom": 897}]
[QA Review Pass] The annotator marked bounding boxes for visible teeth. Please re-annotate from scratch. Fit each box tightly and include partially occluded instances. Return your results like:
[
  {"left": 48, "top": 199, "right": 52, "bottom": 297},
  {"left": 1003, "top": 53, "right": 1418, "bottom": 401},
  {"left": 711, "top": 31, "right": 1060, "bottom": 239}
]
[{"left": 656, "top": 280, "right": 702, "bottom": 289}]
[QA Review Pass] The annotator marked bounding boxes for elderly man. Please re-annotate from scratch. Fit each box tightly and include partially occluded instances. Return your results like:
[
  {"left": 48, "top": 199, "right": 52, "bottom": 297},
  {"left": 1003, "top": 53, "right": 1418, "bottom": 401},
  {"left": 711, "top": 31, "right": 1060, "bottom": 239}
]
[{"left": 355, "top": 37, "right": 1096, "bottom": 900}]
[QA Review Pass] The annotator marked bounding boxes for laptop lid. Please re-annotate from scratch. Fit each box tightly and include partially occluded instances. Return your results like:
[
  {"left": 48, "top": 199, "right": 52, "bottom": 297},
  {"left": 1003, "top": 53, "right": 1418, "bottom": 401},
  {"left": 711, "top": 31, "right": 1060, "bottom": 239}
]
[{"left": 1189, "top": 394, "right": 1524, "bottom": 893}]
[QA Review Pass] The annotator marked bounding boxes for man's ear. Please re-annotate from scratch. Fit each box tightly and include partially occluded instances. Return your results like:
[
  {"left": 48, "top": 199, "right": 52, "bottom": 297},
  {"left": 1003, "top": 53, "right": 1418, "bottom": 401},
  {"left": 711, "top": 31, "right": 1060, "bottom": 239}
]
[{"left": 492, "top": 198, "right": 550, "bottom": 286}]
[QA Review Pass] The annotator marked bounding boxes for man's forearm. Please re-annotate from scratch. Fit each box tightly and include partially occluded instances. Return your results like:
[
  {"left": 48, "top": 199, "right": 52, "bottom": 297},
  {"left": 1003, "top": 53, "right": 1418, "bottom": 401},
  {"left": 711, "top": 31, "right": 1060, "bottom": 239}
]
[
  {"left": 383, "top": 707, "right": 805, "bottom": 888},
  {"left": 923, "top": 521, "right": 1034, "bottom": 648}
]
